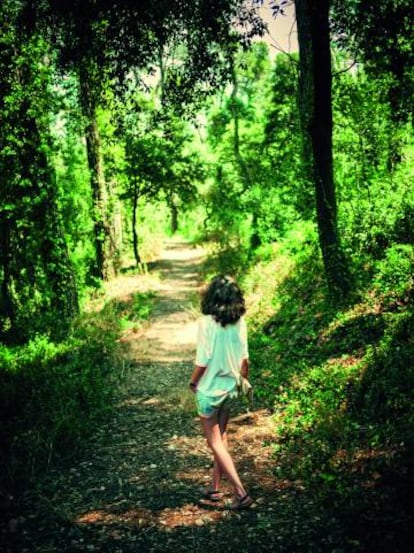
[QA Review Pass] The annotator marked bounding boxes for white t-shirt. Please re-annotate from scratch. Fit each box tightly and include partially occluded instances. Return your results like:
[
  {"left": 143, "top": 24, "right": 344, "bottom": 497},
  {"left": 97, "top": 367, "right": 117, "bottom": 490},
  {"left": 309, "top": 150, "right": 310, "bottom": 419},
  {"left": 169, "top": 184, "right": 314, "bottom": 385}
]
[{"left": 195, "top": 314, "right": 249, "bottom": 397}]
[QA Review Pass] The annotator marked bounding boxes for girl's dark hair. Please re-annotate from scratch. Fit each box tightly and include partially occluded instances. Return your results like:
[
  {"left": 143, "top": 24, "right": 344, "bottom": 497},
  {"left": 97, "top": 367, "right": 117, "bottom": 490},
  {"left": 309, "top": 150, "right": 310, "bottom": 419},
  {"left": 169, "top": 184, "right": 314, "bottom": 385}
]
[{"left": 201, "top": 275, "right": 246, "bottom": 326}]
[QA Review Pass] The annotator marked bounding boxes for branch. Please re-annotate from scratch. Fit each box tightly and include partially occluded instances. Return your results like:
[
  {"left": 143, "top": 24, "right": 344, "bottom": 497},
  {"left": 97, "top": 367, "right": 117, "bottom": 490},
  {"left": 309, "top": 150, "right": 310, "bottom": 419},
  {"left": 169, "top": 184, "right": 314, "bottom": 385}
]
[
  {"left": 251, "top": 0, "right": 299, "bottom": 64},
  {"left": 332, "top": 58, "right": 358, "bottom": 77}
]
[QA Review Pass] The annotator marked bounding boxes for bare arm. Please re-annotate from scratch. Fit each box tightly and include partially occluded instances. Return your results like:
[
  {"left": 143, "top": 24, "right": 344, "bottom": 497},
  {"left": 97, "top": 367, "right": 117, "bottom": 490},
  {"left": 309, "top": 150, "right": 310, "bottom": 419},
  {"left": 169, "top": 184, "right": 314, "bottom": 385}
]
[{"left": 189, "top": 364, "right": 207, "bottom": 392}]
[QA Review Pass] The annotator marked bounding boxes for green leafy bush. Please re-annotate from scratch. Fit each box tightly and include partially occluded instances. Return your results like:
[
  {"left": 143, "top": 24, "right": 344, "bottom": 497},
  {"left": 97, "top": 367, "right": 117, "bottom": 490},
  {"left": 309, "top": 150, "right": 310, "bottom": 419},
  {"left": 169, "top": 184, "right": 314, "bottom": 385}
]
[
  {"left": 373, "top": 244, "right": 414, "bottom": 302},
  {"left": 0, "top": 304, "right": 123, "bottom": 491},
  {"left": 115, "top": 291, "right": 156, "bottom": 331}
]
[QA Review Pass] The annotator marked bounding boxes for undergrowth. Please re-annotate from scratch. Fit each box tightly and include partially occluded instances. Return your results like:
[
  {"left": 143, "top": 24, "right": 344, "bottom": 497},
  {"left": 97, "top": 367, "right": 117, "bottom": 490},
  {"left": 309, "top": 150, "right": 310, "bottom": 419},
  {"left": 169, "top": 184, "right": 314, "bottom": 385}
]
[
  {"left": 205, "top": 228, "right": 414, "bottom": 551},
  {"left": 0, "top": 290, "right": 155, "bottom": 495}
]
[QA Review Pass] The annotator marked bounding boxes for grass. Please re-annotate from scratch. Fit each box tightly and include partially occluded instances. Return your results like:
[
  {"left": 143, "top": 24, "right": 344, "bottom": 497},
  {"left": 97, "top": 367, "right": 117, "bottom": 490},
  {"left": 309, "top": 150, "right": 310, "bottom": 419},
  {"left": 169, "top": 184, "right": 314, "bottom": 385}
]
[{"left": 116, "top": 291, "right": 156, "bottom": 331}]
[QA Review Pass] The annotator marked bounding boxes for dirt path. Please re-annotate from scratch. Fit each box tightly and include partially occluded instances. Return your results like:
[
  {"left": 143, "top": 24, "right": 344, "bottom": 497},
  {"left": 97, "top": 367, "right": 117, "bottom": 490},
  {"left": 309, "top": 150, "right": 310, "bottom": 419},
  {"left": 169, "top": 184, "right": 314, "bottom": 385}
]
[{"left": 4, "top": 240, "right": 331, "bottom": 553}]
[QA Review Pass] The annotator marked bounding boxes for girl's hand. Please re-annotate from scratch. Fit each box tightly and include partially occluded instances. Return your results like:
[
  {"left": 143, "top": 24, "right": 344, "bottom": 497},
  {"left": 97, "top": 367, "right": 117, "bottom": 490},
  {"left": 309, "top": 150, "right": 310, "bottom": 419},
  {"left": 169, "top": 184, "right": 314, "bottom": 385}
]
[
  {"left": 241, "top": 358, "right": 249, "bottom": 379},
  {"left": 189, "top": 381, "right": 197, "bottom": 393}
]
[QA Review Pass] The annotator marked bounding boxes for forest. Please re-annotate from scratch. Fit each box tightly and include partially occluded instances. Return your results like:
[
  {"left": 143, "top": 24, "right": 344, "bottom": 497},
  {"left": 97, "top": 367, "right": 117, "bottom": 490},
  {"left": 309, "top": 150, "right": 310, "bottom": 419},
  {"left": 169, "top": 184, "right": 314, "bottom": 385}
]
[{"left": 0, "top": 1, "right": 413, "bottom": 552}]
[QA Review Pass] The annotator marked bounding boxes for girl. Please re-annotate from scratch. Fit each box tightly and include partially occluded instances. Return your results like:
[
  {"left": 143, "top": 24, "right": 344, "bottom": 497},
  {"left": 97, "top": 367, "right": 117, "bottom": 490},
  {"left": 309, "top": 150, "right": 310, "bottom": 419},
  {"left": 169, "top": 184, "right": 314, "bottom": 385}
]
[{"left": 189, "top": 275, "right": 253, "bottom": 510}]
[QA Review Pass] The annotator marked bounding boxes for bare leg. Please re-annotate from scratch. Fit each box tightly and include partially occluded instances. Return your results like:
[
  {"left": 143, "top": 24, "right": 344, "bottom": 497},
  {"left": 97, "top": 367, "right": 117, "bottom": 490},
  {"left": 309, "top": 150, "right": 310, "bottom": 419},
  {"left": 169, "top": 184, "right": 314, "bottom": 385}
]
[
  {"left": 201, "top": 413, "right": 246, "bottom": 499},
  {"left": 212, "top": 408, "right": 229, "bottom": 491}
]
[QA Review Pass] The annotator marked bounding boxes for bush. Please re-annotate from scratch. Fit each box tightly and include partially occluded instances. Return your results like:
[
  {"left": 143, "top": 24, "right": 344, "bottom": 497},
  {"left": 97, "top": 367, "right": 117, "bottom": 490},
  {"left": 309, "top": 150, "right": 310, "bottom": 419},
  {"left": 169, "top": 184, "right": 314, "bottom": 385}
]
[
  {"left": 0, "top": 303, "right": 123, "bottom": 491},
  {"left": 373, "top": 244, "right": 414, "bottom": 303}
]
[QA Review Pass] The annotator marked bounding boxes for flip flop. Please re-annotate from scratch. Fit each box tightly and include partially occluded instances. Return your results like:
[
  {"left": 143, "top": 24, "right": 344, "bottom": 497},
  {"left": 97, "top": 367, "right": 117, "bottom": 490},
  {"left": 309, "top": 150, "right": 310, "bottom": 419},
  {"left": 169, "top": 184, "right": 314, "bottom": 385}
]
[
  {"left": 199, "top": 487, "right": 222, "bottom": 501},
  {"left": 229, "top": 493, "right": 253, "bottom": 510}
]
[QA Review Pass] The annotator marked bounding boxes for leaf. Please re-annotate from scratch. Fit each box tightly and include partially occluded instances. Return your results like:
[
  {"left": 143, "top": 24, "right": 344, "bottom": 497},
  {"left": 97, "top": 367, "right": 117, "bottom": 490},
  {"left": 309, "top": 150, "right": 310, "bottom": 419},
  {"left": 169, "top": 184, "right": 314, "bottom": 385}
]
[{"left": 319, "top": 472, "right": 336, "bottom": 482}]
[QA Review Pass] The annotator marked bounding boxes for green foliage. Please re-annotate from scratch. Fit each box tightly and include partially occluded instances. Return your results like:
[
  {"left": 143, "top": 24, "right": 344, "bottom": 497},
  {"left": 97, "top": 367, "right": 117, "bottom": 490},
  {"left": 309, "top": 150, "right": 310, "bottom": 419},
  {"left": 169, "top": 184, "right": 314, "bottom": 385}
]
[
  {"left": 333, "top": 68, "right": 414, "bottom": 273},
  {"left": 202, "top": 243, "right": 252, "bottom": 281},
  {"left": 373, "top": 244, "right": 414, "bottom": 302},
  {"left": 123, "top": 110, "right": 202, "bottom": 206},
  {"left": 116, "top": 291, "right": 156, "bottom": 331},
  {"left": 118, "top": 87, "right": 206, "bottom": 258},
  {"left": 0, "top": 7, "right": 79, "bottom": 343},
  {"left": 202, "top": 47, "right": 305, "bottom": 251},
  {"left": 355, "top": 311, "right": 414, "bottom": 425},
  {"left": 244, "top": 223, "right": 413, "bottom": 510},
  {"left": 1, "top": 0, "right": 260, "bottom": 344},
  {"left": 0, "top": 303, "right": 123, "bottom": 489},
  {"left": 332, "top": 0, "right": 413, "bottom": 122},
  {"left": 52, "top": 72, "right": 96, "bottom": 291},
  {"left": 1, "top": 5, "right": 413, "bottom": 542}
]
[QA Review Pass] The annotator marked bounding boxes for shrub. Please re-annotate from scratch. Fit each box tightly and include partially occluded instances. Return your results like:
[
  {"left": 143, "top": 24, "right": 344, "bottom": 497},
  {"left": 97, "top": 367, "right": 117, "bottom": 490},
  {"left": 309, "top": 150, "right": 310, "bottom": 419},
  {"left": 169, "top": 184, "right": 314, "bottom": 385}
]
[
  {"left": 373, "top": 244, "right": 414, "bottom": 303},
  {"left": 0, "top": 303, "right": 123, "bottom": 491}
]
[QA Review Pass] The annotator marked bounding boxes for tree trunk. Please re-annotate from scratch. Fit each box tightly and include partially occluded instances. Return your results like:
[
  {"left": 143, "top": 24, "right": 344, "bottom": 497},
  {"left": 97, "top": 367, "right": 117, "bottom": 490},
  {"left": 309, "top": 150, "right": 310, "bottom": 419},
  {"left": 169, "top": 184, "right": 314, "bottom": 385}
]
[
  {"left": 132, "top": 183, "right": 141, "bottom": 266},
  {"left": 230, "top": 61, "right": 252, "bottom": 191},
  {"left": 296, "top": 0, "right": 351, "bottom": 300},
  {"left": 171, "top": 202, "right": 178, "bottom": 234},
  {"left": 78, "top": 64, "right": 112, "bottom": 281},
  {"left": 0, "top": 214, "right": 15, "bottom": 332},
  {"left": 250, "top": 212, "right": 261, "bottom": 250}
]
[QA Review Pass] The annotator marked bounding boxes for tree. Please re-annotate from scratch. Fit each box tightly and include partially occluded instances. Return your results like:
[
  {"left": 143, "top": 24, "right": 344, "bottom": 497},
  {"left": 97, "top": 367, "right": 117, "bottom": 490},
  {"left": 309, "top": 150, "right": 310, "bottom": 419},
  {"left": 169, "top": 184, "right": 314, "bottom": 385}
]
[
  {"left": 122, "top": 98, "right": 202, "bottom": 264},
  {"left": 45, "top": 0, "right": 263, "bottom": 276},
  {"left": 331, "top": 0, "right": 413, "bottom": 124},
  {"left": 295, "top": 0, "right": 351, "bottom": 300},
  {"left": 48, "top": 2, "right": 124, "bottom": 280},
  {"left": 0, "top": 1, "right": 78, "bottom": 342},
  {"left": 1, "top": 0, "right": 267, "bottom": 340},
  {"left": 250, "top": 1, "right": 351, "bottom": 298},
  {"left": 204, "top": 44, "right": 272, "bottom": 250},
  {"left": 331, "top": 0, "right": 413, "bottom": 171}
]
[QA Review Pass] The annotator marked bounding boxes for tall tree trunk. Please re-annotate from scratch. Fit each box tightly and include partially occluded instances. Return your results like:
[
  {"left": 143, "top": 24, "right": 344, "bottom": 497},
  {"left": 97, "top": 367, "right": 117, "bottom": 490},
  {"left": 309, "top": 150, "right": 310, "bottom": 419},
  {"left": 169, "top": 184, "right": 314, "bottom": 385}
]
[
  {"left": 132, "top": 182, "right": 141, "bottom": 266},
  {"left": 78, "top": 64, "right": 112, "bottom": 281},
  {"left": 0, "top": 214, "right": 15, "bottom": 332},
  {"left": 296, "top": 0, "right": 351, "bottom": 300},
  {"left": 230, "top": 61, "right": 253, "bottom": 190}
]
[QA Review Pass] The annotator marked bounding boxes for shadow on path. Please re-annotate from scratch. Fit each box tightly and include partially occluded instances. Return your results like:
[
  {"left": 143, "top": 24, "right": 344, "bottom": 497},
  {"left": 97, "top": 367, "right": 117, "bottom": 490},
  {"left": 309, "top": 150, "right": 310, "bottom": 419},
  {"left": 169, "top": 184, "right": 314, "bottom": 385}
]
[{"left": 2, "top": 240, "right": 350, "bottom": 553}]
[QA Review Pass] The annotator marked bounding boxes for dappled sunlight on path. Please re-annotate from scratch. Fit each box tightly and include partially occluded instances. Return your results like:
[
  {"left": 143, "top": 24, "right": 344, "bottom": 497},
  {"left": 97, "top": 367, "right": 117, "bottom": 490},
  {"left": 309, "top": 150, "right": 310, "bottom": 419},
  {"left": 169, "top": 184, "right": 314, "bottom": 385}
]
[
  {"left": 5, "top": 238, "right": 317, "bottom": 553},
  {"left": 122, "top": 241, "right": 204, "bottom": 364}
]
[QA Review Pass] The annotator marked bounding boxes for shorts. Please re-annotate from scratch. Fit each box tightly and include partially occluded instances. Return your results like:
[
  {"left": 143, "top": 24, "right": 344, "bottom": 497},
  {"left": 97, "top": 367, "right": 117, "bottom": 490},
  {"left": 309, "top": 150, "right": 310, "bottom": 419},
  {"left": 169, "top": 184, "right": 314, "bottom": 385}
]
[{"left": 195, "top": 389, "right": 238, "bottom": 418}]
